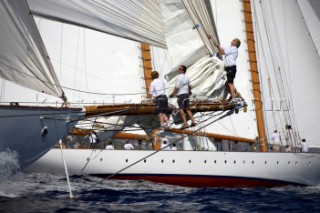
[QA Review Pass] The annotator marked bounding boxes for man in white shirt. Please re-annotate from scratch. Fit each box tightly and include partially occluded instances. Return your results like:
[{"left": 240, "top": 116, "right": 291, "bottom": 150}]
[
  {"left": 105, "top": 142, "right": 114, "bottom": 150},
  {"left": 171, "top": 143, "right": 177, "bottom": 151},
  {"left": 89, "top": 131, "right": 98, "bottom": 143},
  {"left": 271, "top": 130, "right": 280, "bottom": 152},
  {"left": 169, "top": 65, "right": 196, "bottom": 129},
  {"left": 301, "top": 138, "right": 309, "bottom": 152},
  {"left": 124, "top": 141, "right": 134, "bottom": 150},
  {"left": 149, "top": 71, "right": 170, "bottom": 128},
  {"left": 160, "top": 133, "right": 170, "bottom": 150},
  {"left": 209, "top": 37, "right": 241, "bottom": 103},
  {"left": 89, "top": 131, "right": 99, "bottom": 148}
]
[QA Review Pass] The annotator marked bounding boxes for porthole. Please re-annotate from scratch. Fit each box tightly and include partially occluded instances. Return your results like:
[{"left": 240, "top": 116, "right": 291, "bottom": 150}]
[
  {"left": 126, "top": 159, "right": 128, "bottom": 162},
  {"left": 172, "top": 160, "right": 175, "bottom": 163},
  {"left": 277, "top": 161, "right": 279, "bottom": 165},
  {"left": 100, "top": 158, "right": 103, "bottom": 162},
  {"left": 252, "top": 161, "right": 254, "bottom": 164},
  {"left": 233, "top": 160, "right": 236, "bottom": 164},
  {"left": 204, "top": 160, "right": 207, "bottom": 163},
  {"left": 309, "top": 162, "right": 312, "bottom": 166},
  {"left": 295, "top": 161, "right": 298, "bottom": 165},
  {"left": 189, "top": 160, "right": 191, "bottom": 163},
  {"left": 264, "top": 161, "right": 267, "bottom": 165},
  {"left": 225, "top": 160, "right": 227, "bottom": 164},
  {"left": 243, "top": 160, "right": 246, "bottom": 164},
  {"left": 144, "top": 159, "right": 147, "bottom": 163},
  {"left": 161, "top": 159, "right": 164, "bottom": 163},
  {"left": 214, "top": 160, "right": 217, "bottom": 164},
  {"left": 288, "top": 161, "right": 291, "bottom": 165}
]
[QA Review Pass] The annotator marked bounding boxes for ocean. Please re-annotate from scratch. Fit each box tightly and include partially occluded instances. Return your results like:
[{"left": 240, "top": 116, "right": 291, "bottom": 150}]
[{"left": 1, "top": 172, "right": 320, "bottom": 213}]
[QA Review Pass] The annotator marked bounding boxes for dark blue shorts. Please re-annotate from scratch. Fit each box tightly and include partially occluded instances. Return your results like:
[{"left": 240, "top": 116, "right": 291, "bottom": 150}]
[
  {"left": 177, "top": 94, "right": 190, "bottom": 110},
  {"left": 154, "top": 95, "right": 168, "bottom": 113},
  {"left": 225, "top": 65, "right": 237, "bottom": 84}
]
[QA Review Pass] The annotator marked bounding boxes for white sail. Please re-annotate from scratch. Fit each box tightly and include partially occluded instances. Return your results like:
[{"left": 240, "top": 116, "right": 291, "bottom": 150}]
[
  {"left": 35, "top": 18, "right": 146, "bottom": 104},
  {"left": 28, "top": 0, "right": 166, "bottom": 48},
  {"left": 198, "top": 0, "right": 259, "bottom": 140},
  {"left": 297, "top": 0, "right": 320, "bottom": 58},
  {"left": 28, "top": 0, "right": 226, "bottom": 99},
  {"left": 252, "top": 0, "right": 320, "bottom": 147},
  {"left": 0, "top": 0, "right": 64, "bottom": 99}
]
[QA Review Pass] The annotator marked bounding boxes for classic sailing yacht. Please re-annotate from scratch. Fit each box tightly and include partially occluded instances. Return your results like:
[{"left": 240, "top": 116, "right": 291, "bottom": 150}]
[{"left": 26, "top": 0, "right": 320, "bottom": 187}]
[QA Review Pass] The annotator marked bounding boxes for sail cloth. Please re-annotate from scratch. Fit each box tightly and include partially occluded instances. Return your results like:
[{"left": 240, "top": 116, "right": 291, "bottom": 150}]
[
  {"left": 28, "top": 0, "right": 167, "bottom": 48},
  {"left": 28, "top": 0, "right": 225, "bottom": 99},
  {"left": 297, "top": 0, "right": 320, "bottom": 58},
  {"left": 161, "top": 0, "right": 219, "bottom": 80},
  {"left": 160, "top": 0, "right": 225, "bottom": 97},
  {"left": 0, "top": 0, "right": 65, "bottom": 99},
  {"left": 167, "top": 55, "right": 226, "bottom": 98}
]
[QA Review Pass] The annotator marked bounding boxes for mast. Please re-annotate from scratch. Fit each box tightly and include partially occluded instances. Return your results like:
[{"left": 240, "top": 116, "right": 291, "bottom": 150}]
[
  {"left": 243, "top": 0, "right": 267, "bottom": 152},
  {"left": 141, "top": 43, "right": 153, "bottom": 99}
]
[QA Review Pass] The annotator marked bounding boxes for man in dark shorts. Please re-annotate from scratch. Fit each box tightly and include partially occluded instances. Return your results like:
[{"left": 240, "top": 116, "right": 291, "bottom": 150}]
[
  {"left": 209, "top": 36, "right": 241, "bottom": 103},
  {"left": 169, "top": 65, "right": 196, "bottom": 129},
  {"left": 149, "top": 71, "right": 169, "bottom": 128}
]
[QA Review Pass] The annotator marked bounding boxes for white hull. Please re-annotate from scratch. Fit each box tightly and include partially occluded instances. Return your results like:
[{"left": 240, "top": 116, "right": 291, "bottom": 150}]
[
  {"left": 26, "top": 149, "right": 320, "bottom": 187},
  {"left": 0, "top": 105, "right": 83, "bottom": 169}
]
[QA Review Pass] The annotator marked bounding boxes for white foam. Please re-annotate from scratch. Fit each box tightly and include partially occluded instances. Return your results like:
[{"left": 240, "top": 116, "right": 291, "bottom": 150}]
[{"left": 0, "top": 149, "right": 20, "bottom": 179}]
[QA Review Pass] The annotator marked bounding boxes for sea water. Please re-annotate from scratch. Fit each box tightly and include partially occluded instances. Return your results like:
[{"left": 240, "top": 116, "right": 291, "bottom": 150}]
[
  {"left": 1, "top": 149, "right": 320, "bottom": 213},
  {"left": 1, "top": 171, "right": 320, "bottom": 213}
]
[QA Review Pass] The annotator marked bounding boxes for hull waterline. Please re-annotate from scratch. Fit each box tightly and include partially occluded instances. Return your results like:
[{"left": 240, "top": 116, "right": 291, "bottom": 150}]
[{"left": 26, "top": 149, "right": 320, "bottom": 187}]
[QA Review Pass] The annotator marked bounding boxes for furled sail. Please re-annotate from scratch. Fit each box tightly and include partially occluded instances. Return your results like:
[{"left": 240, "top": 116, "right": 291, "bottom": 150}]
[
  {"left": 0, "top": 0, "right": 65, "bottom": 99},
  {"left": 160, "top": 0, "right": 218, "bottom": 78}
]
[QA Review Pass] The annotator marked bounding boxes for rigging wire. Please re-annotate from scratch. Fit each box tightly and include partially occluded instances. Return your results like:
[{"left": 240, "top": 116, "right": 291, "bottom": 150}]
[{"left": 252, "top": 0, "right": 300, "bottom": 146}]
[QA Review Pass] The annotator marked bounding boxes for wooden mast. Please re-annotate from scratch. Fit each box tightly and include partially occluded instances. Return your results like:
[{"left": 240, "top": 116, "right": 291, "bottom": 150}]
[
  {"left": 243, "top": 0, "right": 267, "bottom": 152},
  {"left": 141, "top": 43, "right": 153, "bottom": 99}
]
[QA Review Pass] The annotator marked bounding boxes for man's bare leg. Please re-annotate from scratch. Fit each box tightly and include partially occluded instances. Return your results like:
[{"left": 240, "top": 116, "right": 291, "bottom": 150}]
[{"left": 228, "top": 83, "right": 236, "bottom": 99}]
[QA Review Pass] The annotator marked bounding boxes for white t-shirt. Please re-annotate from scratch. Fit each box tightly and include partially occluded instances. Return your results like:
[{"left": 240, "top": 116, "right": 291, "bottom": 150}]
[
  {"left": 124, "top": 143, "right": 134, "bottom": 150},
  {"left": 89, "top": 133, "right": 98, "bottom": 144},
  {"left": 171, "top": 146, "right": 177, "bottom": 151},
  {"left": 271, "top": 132, "right": 280, "bottom": 145},
  {"left": 149, "top": 78, "right": 166, "bottom": 97},
  {"left": 106, "top": 145, "right": 114, "bottom": 150},
  {"left": 301, "top": 142, "right": 309, "bottom": 152},
  {"left": 223, "top": 46, "right": 238, "bottom": 67},
  {"left": 175, "top": 73, "right": 190, "bottom": 95}
]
